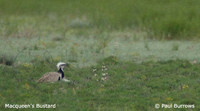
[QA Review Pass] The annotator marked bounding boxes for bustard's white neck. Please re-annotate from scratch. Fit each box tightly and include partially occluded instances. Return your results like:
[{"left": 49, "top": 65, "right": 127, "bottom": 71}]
[{"left": 57, "top": 62, "right": 67, "bottom": 79}]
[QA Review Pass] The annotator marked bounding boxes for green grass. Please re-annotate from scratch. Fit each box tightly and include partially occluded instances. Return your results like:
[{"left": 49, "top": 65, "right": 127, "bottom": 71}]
[
  {"left": 0, "top": 0, "right": 200, "bottom": 39},
  {"left": 0, "top": 59, "right": 199, "bottom": 111},
  {"left": 0, "top": 0, "right": 200, "bottom": 110},
  {"left": 1, "top": 36, "right": 200, "bottom": 67}
]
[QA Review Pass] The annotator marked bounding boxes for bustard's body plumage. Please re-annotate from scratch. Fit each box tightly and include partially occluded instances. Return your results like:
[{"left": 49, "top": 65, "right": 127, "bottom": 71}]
[
  {"left": 37, "top": 72, "right": 61, "bottom": 82},
  {"left": 37, "top": 62, "right": 70, "bottom": 83}
]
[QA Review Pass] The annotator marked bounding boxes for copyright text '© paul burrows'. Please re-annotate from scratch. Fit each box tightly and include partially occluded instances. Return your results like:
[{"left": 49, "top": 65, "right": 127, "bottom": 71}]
[{"left": 155, "top": 103, "right": 195, "bottom": 109}]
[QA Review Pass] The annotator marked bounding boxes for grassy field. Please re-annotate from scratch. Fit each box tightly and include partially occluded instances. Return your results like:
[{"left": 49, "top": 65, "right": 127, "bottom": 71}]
[
  {"left": 1, "top": 34, "right": 200, "bottom": 67},
  {"left": 0, "top": 0, "right": 200, "bottom": 39},
  {"left": 0, "top": 0, "right": 200, "bottom": 111},
  {"left": 0, "top": 59, "right": 200, "bottom": 111}
]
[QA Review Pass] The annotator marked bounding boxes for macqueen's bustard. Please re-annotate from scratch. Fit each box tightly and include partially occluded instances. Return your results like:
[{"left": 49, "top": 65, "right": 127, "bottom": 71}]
[{"left": 37, "top": 62, "right": 70, "bottom": 83}]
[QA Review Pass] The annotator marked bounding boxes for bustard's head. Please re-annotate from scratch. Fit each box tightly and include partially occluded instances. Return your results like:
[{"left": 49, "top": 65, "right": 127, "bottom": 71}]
[{"left": 57, "top": 62, "right": 68, "bottom": 71}]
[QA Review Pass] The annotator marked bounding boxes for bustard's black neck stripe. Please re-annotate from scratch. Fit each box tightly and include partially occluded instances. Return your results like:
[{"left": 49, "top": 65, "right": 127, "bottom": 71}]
[{"left": 58, "top": 68, "right": 64, "bottom": 79}]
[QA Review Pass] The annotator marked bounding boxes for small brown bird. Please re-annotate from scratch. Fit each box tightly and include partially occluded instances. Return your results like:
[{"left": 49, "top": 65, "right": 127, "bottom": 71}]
[{"left": 37, "top": 62, "right": 70, "bottom": 83}]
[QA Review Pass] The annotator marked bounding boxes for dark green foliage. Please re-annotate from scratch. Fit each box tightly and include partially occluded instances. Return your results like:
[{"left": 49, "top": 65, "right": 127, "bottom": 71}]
[{"left": 0, "top": 54, "right": 15, "bottom": 66}]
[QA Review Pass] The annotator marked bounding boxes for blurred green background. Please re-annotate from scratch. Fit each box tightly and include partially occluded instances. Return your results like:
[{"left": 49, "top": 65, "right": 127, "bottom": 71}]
[
  {"left": 1, "top": 0, "right": 200, "bottom": 66},
  {"left": 0, "top": 0, "right": 200, "bottom": 40}
]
